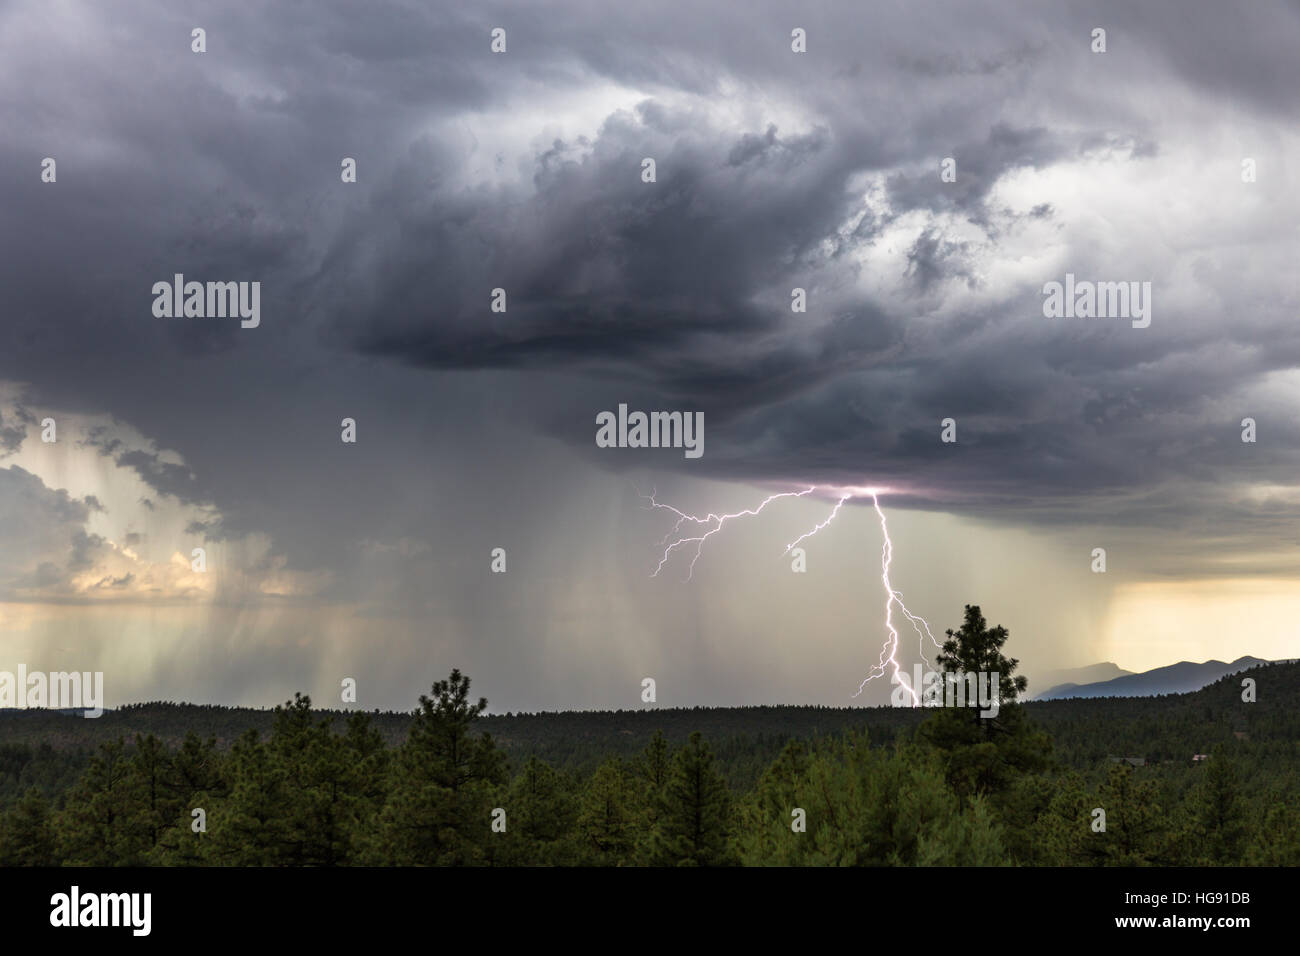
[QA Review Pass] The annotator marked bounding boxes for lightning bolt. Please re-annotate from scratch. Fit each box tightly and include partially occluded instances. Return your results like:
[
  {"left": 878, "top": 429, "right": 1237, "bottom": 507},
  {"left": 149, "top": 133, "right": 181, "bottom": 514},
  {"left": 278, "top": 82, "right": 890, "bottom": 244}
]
[{"left": 641, "top": 485, "right": 943, "bottom": 703}]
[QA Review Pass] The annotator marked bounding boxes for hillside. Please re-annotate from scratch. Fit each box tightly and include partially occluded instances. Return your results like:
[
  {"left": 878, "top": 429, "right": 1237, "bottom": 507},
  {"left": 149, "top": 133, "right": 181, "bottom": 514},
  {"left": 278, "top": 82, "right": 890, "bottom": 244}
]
[
  {"left": 1035, "top": 655, "right": 1271, "bottom": 700},
  {"left": 1026, "top": 661, "right": 1132, "bottom": 696}
]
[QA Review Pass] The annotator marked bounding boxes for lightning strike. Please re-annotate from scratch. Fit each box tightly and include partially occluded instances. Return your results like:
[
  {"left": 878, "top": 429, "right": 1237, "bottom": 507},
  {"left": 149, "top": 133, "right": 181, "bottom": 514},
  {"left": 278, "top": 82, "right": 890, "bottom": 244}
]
[{"left": 642, "top": 485, "right": 944, "bottom": 703}]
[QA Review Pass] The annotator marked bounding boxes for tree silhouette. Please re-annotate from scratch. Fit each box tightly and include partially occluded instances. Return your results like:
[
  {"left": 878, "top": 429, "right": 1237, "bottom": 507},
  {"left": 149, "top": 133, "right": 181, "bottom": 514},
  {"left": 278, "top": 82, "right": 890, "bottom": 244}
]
[{"left": 371, "top": 669, "right": 506, "bottom": 865}]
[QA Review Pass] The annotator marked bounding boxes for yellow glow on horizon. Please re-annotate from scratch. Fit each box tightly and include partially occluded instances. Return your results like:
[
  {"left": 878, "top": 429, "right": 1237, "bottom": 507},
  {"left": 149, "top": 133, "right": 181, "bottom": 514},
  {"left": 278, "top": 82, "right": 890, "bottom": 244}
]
[{"left": 1100, "top": 579, "right": 1300, "bottom": 672}]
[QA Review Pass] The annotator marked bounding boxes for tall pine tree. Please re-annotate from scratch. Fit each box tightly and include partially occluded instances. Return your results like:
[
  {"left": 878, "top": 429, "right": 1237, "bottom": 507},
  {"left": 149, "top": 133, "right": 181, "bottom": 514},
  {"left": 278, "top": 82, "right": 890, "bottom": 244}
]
[
  {"left": 647, "top": 732, "right": 735, "bottom": 866},
  {"left": 371, "top": 669, "right": 506, "bottom": 865}
]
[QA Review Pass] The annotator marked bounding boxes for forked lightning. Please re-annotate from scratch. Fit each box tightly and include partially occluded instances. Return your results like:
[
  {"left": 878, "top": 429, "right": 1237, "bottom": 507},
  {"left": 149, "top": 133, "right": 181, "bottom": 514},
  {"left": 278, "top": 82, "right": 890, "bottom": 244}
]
[{"left": 642, "top": 485, "right": 943, "bottom": 703}]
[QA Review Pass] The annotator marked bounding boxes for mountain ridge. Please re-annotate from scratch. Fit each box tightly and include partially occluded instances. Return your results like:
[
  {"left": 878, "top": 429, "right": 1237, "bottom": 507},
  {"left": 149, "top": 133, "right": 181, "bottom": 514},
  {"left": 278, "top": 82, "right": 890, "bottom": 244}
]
[{"left": 1032, "top": 655, "right": 1271, "bottom": 700}]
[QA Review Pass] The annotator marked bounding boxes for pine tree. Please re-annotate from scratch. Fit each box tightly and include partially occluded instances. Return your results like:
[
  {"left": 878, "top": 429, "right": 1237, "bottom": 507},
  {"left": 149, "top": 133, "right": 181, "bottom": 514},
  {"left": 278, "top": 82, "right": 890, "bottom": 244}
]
[
  {"left": 647, "top": 732, "right": 735, "bottom": 866},
  {"left": 921, "top": 605, "right": 1052, "bottom": 801},
  {"left": 632, "top": 729, "right": 671, "bottom": 861},
  {"left": 1188, "top": 746, "right": 1247, "bottom": 864},
  {"left": 1087, "top": 762, "right": 1179, "bottom": 865},
  {"left": 1245, "top": 801, "right": 1300, "bottom": 865},
  {"left": 148, "top": 732, "right": 225, "bottom": 865},
  {"left": 577, "top": 757, "right": 640, "bottom": 864},
  {"left": 205, "top": 728, "right": 288, "bottom": 865},
  {"left": 497, "top": 756, "right": 579, "bottom": 865},
  {"left": 56, "top": 737, "right": 146, "bottom": 865},
  {"left": 1020, "top": 771, "right": 1091, "bottom": 865},
  {"left": 737, "top": 733, "right": 1008, "bottom": 866},
  {"left": 125, "top": 733, "right": 178, "bottom": 853},
  {"left": 371, "top": 669, "right": 506, "bottom": 865},
  {"left": 340, "top": 710, "right": 390, "bottom": 860},
  {"left": 212, "top": 694, "right": 388, "bottom": 866},
  {"left": 735, "top": 740, "right": 810, "bottom": 865},
  {"left": 171, "top": 732, "right": 225, "bottom": 797},
  {"left": 0, "top": 788, "right": 58, "bottom": 866},
  {"left": 641, "top": 730, "right": 670, "bottom": 791}
]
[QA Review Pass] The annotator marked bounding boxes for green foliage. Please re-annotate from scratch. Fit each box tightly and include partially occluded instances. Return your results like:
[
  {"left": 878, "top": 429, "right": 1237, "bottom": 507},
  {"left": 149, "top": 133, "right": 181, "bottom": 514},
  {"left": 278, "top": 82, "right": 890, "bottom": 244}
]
[
  {"left": 370, "top": 669, "right": 506, "bottom": 865},
  {"left": 55, "top": 738, "right": 149, "bottom": 865},
  {"left": 739, "top": 733, "right": 1006, "bottom": 866},
  {"left": 1091, "top": 762, "right": 1183, "bottom": 865},
  {"left": 491, "top": 757, "right": 581, "bottom": 865},
  {"left": 0, "top": 788, "right": 58, "bottom": 865},
  {"left": 1245, "top": 800, "right": 1300, "bottom": 865},
  {"left": 1, "top": 653, "right": 1297, "bottom": 867},
  {"left": 207, "top": 695, "right": 386, "bottom": 865},
  {"left": 1186, "top": 745, "right": 1247, "bottom": 865},
  {"left": 577, "top": 758, "right": 641, "bottom": 864},
  {"left": 646, "top": 732, "right": 735, "bottom": 866}
]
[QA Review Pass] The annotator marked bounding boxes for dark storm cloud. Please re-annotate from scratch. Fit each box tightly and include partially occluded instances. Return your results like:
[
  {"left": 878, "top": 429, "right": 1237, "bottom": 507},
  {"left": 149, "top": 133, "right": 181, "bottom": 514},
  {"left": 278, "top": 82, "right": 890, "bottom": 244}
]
[
  {"left": 115, "top": 450, "right": 207, "bottom": 505},
  {"left": 325, "top": 106, "right": 905, "bottom": 425},
  {"left": 0, "top": 0, "right": 1297, "bottom": 713},
  {"left": 1, "top": 0, "right": 1298, "bottom": 562},
  {"left": 883, "top": 124, "right": 1068, "bottom": 224},
  {"left": 1072, "top": 0, "right": 1300, "bottom": 123}
]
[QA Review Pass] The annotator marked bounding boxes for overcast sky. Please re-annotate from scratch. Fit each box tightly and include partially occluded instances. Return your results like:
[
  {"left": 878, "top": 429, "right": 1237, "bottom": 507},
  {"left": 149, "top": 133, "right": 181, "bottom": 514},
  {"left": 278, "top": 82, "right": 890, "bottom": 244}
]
[{"left": 1, "top": 0, "right": 1298, "bottom": 712}]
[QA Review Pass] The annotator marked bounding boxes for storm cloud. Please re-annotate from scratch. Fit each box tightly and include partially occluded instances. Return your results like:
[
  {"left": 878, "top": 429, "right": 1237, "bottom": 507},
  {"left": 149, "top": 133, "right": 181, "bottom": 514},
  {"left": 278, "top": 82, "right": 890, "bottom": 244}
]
[{"left": 1, "top": 0, "right": 1298, "bottom": 709}]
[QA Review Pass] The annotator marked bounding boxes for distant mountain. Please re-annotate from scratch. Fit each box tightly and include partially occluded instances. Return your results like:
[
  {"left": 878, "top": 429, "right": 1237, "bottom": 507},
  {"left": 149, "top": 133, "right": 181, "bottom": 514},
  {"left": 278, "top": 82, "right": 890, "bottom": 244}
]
[
  {"left": 1033, "top": 656, "right": 1270, "bottom": 700},
  {"left": 1028, "top": 662, "right": 1132, "bottom": 697}
]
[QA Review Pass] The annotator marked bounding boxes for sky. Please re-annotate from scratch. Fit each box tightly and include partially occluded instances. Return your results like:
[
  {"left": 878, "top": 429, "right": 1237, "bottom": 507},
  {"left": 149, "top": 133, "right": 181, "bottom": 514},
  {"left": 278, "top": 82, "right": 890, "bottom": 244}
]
[{"left": 1, "top": 0, "right": 1298, "bottom": 712}]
